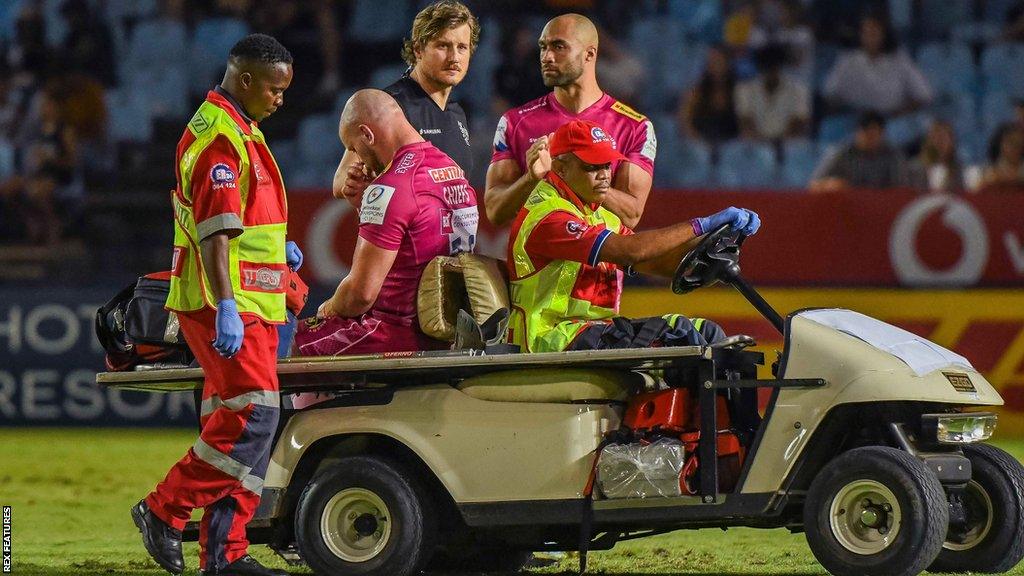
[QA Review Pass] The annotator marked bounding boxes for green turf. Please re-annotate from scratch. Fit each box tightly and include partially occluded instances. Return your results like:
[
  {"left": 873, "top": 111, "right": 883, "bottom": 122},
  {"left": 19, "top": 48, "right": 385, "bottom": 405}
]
[{"left": 1, "top": 429, "right": 1021, "bottom": 576}]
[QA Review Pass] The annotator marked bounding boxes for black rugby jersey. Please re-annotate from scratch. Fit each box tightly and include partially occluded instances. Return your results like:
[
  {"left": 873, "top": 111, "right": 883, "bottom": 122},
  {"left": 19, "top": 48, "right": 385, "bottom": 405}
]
[{"left": 384, "top": 74, "right": 473, "bottom": 174}]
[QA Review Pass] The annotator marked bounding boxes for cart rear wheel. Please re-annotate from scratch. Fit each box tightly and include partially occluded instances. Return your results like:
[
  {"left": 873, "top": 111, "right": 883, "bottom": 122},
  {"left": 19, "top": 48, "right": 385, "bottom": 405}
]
[
  {"left": 929, "top": 444, "right": 1024, "bottom": 573},
  {"left": 803, "top": 446, "right": 947, "bottom": 576},
  {"left": 295, "top": 455, "right": 436, "bottom": 576}
]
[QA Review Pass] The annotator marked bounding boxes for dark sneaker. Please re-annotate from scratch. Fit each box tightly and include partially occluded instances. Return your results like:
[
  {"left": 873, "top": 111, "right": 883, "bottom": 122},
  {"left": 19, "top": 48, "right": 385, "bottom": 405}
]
[
  {"left": 201, "top": 554, "right": 289, "bottom": 576},
  {"left": 130, "top": 500, "right": 184, "bottom": 575}
]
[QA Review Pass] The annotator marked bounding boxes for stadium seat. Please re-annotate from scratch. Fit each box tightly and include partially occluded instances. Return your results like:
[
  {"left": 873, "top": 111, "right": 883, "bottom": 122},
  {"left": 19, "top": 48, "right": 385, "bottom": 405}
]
[
  {"left": 0, "top": 138, "right": 15, "bottom": 180},
  {"left": 983, "top": 0, "right": 1019, "bottom": 23},
  {"left": 123, "top": 19, "right": 188, "bottom": 73},
  {"left": 812, "top": 43, "right": 840, "bottom": 95},
  {"left": 102, "top": 0, "right": 157, "bottom": 25},
  {"left": 950, "top": 21, "right": 1000, "bottom": 45},
  {"left": 781, "top": 139, "right": 819, "bottom": 189},
  {"left": 888, "top": 0, "right": 913, "bottom": 34},
  {"left": 653, "top": 124, "right": 712, "bottom": 188},
  {"left": 629, "top": 16, "right": 695, "bottom": 113},
  {"left": 886, "top": 113, "right": 930, "bottom": 148},
  {"left": 189, "top": 18, "right": 251, "bottom": 95},
  {"left": 347, "top": 0, "right": 414, "bottom": 43},
  {"left": 107, "top": 89, "right": 154, "bottom": 143},
  {"left": 668, "top": 0, "right": 723, "bottom": 43},
  {"left": 916, "top": 42, "right": 976, "bottom": 97},
  {"left": 717, "top": 140, "right": 777, "bottom": 189},
  {"left": 0, "top": 0, "right": 24, "bottom": 41},
  {"left": 368, "top": 64, "right": 410, "bottom": 90},
  {"left": 297, "top": 114, "right": 344, "bottom": 170},
  {"left": 931, "top": 93, "right": 978, "bottom": 138},
  {"left": 333, "top": 88, "right": 358, "bottom": 116},
  {"left": 817, "top": 114, "right": 857, "bottom": 146},
  {"left": 981, "top": 90, "right": 1016, "bottom": 139},
  {"left": 920, "top": 0, "right": 974, "bottom": 40},
  {"left": 981, "top": 43, "right": 1024, "bottom": 97},
  {"left": 135, "top": 64, "right": 189, "bottom": 120}
]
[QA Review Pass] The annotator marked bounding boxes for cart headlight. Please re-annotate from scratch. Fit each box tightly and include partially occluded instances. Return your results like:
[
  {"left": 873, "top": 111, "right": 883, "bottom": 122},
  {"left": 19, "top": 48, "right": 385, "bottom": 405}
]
[{"left": 921, "top": 413, "right": 997, "bottom": 444}]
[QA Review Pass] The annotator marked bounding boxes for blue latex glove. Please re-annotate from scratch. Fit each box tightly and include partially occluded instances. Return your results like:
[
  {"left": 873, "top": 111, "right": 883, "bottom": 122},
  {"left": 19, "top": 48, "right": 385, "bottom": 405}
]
[
  {"left": 693, "top": 206, "right": 761, "bottom": 237},
  {"left": 213, "top": 299, "right": 244, "bottom": 358},
  {"left": 285, "top": 241, "right": 303, "bottom": 271}
]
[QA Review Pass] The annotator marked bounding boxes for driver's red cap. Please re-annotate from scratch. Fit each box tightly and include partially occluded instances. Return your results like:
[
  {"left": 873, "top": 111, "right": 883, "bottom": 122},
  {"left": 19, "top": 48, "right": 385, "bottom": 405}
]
[{"left": 549, "top": 119, "right": 626, "bottom": 165}]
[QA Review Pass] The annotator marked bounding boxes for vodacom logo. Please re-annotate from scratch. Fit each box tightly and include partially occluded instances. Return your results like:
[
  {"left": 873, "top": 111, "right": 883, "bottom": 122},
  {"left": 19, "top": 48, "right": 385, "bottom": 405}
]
[
  {"left": 889, "top": 195, "right": 988, "bottom": 286},
  {"left": 307, "top": 200, "right": 355, "bottom": 284}
]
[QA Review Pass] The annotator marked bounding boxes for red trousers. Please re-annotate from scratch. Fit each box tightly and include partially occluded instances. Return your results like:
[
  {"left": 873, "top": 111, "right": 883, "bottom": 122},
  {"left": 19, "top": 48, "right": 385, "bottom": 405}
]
[{"left": 145, "top": 309, "right": 279, "bottom": 571}]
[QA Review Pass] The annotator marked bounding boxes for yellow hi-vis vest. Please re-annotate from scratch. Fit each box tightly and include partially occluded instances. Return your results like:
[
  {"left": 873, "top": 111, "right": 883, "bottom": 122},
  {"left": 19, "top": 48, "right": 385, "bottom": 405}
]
[
  {"left": 166, "top": 97, "right": 288, "bottom": 323},
  {"left": 508, "top": 179, "right": 623, "bottom": 352}
]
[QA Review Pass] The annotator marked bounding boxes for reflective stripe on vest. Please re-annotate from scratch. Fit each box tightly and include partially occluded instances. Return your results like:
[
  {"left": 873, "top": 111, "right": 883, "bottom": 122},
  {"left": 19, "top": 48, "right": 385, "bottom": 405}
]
[
  {"left": 508, "top": 180, "right": 622, "bottom": 352},
  {"left": 166, "top": 100, "right": 287, "bottom": 323}
]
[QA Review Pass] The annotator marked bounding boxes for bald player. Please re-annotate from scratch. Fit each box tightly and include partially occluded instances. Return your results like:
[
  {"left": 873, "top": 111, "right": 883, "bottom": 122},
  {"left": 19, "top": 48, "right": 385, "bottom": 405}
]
[
  {"left": 292, "top": 90, "right": 478, "bottom": 374},
  {"left": 486, "top": 14, "right": 656, "bottom": 229}
]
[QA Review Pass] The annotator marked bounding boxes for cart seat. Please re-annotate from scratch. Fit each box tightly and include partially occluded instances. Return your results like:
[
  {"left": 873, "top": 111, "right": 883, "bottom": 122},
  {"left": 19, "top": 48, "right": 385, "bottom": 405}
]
[
  {"left": 456, "top": 368, "right": 647, "bottom": 403},
  {"left": 418, "top": 253, "right": 510, "bottom": 345}
]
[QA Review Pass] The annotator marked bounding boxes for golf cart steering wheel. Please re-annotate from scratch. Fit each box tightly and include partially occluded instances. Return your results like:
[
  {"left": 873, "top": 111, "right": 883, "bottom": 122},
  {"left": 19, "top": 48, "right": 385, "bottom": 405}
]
[{"left": 671, "top": 224, "right": 746, "bottom": 294}]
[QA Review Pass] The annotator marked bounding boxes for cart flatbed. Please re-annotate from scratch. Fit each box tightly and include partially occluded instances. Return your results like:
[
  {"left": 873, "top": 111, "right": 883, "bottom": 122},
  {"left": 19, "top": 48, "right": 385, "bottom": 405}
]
[{"left": 95, "top": 346, "right": 711, "bottom": 392}]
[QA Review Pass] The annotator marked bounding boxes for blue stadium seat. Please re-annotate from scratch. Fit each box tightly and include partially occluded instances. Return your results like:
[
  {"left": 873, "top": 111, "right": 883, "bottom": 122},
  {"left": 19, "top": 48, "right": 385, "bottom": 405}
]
[
  {"left": 817, "top": 114, "right": 857, "bottom": 146},
  {"left": 124, "top": 19, "right": 188, "bottom": 73},
  {"left": 983, "top": 0, "right": 1019, "bottom": 23},
  {"left": 653, "top": 126, "right": 713, "bottom": 188},
  {"left": 812, "top": 43, "right": 840, "bottom": 95},
  {"left": 889, "top": 0, "right": 913, "bottom": 34},
  {"left": 781, "top": 139, "right": 819, "bottom": 189},
  {"left": 916, "top": 42, "right": 976, "bottom": 97},
  {"left": 189, "top": 18, "right": 251, "bottom": 95},
  {"left": 667, "top": 0, "right": 723, "bottom": 43},
  {"left": 981, "top": 43, "right": 1024, "bottom": 97},
  {"left": 0, "top": 0, "right": 24, "bottom": 41},
  {"left": 920, "top": 0, "right": 974, "bottom": 39},
  {"left": 107, "top": 88, "right": 154, "bottom": 143},
  {"left": 347, "top": 0, "right": 414, "bottom": 43},
  {"left": 886, "top": 113, "right": 930, "bottom": 148},
  {"left": 931, "top": 93, "right": 978, "bottom": 138},
  {"left": 629, "top": 16, "right": 693, "bottom": 113},
  {"left": 717, "top": 140, "right": 777, "bottom": 189},
  {"left": 103, "top": 0, "right": 157, "bottom": 25},
  {"left": 950, "top": 21, "right": 1000, "bottom": 45},
  {"left": 0, "top": 138, "right": 15, "bottom": 180},
  {"left": 367, "top": 64, "right": 410, "bottom": 90},
  {"left": 297, "top": 114, "right": 344, "bottom": 170},
  {"left": 981, "top": 90, "right": 1016, "bottom": 140},
  {"left": 333, "top": 88, "right": 358, "bottom": 116},
  {"left": 135, "top": 64, "right": 189, "bottom": 120}
]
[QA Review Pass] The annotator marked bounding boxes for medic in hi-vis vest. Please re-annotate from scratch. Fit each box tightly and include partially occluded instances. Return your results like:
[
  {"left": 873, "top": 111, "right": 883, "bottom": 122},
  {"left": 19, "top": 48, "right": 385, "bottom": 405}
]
[
  {"left": 131, "top": 34, "right": 298, "bottom": 576},
  {"left": 507, "top": 119, "right": 762, "bottom": 354}
]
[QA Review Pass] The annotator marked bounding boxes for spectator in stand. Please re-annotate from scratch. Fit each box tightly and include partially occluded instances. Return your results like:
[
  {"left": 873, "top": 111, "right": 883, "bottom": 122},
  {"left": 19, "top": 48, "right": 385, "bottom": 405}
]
[
  {"left": 58, "top": 0, "right": 116, "bottom": 87},
  {"left": 908, "top": 121, "right": 965, "bottom": 193},
  {"left": 823, "top": 14, "right": 932, "bottom": 117},
  {"left": 1001, "top": 1, "right": 1024, "bottom": 42},
  {"left": 809, "top": 112, "right": 910, "bottom": 192},
  {"left": 250, "top": 0, "right": 341, "bottom": 96},
  {"left": 677, "top": 45, "right": 739, "bottom": 144},
  {"left": 735, "top": 43, "right": 809, "bottom": 142},
  {"left": 980, "top": 123, "right": 1024, "bottom": 188},
  {"left": 13, "top": 83, "right": 80, "bottom": 245},
  {"left": 749, "top": 0, "right": 814, "bottom": 82}
]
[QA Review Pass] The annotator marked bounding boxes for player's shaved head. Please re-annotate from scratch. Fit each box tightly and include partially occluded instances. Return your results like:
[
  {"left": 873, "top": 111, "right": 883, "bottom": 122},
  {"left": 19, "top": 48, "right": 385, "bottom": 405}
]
[
  {"left": 339, "top": 89, "right": 423, "bottom": 174},
  {"left": 543, "top": 13, "right": 598, "bottom": 49},
  {"left": 538, "top": 13, "right": 600, "bottom": 89},
  {"left": 339, "top": 89, "right": 404, "bottom": 133}
]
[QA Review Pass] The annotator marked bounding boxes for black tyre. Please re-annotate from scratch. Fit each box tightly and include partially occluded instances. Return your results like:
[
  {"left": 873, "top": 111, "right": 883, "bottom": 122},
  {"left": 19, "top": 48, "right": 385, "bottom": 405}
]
[
  {"left": 928, "top": 444, "right": 1024, "bottom": 573},
  {"left": 294, "top": 455, "right": 437, "bottom": 576},
  {"left": 804, "top": 446, "right": 948, "bottom": 576}
]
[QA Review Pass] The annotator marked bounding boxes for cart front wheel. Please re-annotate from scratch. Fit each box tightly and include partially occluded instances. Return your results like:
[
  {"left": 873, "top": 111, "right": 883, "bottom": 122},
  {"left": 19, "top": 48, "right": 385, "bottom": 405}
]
[
  {"left": 803, "top": 446, "right": 947, "bottom": 576},
  {"left": 295, "top": 455, "right": 436, "bottom": 576},
  {"left": 929, "top": 443, "right": 1024, "bottom": 573}
]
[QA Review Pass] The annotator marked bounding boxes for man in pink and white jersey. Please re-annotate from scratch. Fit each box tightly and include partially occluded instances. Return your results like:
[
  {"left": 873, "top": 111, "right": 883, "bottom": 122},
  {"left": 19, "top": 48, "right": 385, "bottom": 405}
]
[
  {"left": 486, "top": 13, "right": 656, "bottom": 229},
  {"left": 294, "top": 89, "right": 478, "bottom": 365}
]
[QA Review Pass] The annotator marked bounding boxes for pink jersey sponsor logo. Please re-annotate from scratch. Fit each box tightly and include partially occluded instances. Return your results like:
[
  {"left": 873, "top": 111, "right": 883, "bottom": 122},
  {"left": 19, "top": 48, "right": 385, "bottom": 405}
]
[{"left": 428, "top": 165, "right": 465, "bottom": 183}]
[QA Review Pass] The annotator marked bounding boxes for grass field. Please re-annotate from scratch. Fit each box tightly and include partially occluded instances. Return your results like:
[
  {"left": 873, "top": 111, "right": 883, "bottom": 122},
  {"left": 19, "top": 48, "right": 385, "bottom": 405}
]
[{"left": 1, "top": 429, "right": 1022, "bottom": 576}]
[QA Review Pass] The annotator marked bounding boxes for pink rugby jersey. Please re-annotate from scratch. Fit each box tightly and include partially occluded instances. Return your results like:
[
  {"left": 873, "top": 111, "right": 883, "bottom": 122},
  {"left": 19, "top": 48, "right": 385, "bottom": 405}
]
[
  {"left": 358, "top": 141, "right": 478, "bottom": 319},
  {"left": 491, "top": 93, "right": 656, "bottom": 177}
]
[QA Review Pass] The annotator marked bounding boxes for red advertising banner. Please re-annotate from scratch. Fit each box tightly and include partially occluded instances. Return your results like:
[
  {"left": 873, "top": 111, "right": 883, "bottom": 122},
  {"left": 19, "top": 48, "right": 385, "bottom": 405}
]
[{"left": 287, "top": 188, "right": 1024, "bottom": 287}]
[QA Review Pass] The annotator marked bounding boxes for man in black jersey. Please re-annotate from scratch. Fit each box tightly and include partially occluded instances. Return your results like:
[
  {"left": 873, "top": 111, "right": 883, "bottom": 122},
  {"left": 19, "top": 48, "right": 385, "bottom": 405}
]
[{"left": 332, "top": 0, "right": 478, "bottom": 207}]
